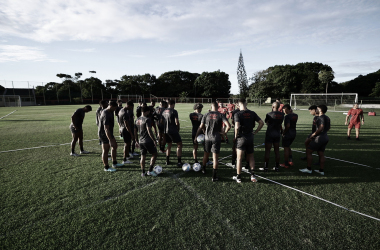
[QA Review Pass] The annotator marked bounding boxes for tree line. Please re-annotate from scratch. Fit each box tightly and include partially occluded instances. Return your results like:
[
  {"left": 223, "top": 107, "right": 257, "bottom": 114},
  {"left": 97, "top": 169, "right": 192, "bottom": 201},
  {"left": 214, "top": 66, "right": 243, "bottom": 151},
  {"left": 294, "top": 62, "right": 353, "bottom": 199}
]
[{"left": 33, "top": 70, "right": 232, "bottom": 102}]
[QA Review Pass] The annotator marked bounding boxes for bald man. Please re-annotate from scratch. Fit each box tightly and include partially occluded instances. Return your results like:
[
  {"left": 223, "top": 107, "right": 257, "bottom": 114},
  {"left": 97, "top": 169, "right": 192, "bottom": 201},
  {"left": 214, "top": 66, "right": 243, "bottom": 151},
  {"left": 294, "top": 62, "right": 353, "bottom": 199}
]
[{"left": 263, "top": 102, "right": 284, "bottom": 172}]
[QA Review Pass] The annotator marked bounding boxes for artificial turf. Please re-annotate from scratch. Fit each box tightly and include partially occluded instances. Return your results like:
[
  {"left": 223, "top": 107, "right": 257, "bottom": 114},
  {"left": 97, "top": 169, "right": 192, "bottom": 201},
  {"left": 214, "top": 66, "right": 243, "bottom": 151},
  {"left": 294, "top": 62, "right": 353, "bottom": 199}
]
[{"left": 1, "top": 104, "right": 379, "bottom": 249}]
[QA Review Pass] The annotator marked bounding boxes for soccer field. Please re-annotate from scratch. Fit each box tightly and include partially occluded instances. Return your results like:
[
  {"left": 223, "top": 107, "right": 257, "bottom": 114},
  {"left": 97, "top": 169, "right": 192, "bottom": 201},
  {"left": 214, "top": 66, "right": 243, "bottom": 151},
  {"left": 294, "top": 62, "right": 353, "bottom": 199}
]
[{"left": 1, "top": 104, "right": 380, "bottom": 249}]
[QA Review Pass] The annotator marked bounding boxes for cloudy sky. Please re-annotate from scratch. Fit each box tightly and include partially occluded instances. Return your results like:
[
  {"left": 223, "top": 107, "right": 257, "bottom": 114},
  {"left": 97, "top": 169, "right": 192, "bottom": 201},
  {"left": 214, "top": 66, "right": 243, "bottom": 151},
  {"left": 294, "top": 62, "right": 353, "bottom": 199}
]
[{"left": 1, "top": 0, "right": 379, "bottom": 94}]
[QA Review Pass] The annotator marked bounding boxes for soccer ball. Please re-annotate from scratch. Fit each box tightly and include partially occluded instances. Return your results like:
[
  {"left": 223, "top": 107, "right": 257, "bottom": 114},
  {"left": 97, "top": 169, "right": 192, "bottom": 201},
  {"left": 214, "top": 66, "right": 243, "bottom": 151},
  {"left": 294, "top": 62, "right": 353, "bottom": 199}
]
[
  {"left": 182, "top": 163, "right": 191, "bottom": 172},
  {"left": 193, "top": 163, "right": 201, "bottom": 172},
  {"left": 153, "top": 165, "right": 163, "bottom": 175},
  {"left": 197, "top": 134, "right": 205, "bottom": 144}
]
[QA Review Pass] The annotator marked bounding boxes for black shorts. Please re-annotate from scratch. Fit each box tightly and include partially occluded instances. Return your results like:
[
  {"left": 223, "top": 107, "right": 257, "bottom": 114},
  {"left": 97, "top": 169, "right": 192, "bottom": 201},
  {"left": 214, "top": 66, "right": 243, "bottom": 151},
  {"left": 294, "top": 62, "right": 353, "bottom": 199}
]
[
  {"left": 204, "top": 138, "right": 221, "bottom": 154},
  {"left": 165, "top": 132, "right": 182, "bottom": 143},
  {"left": 158, "top": 125, "right": 164, "bottom": 134},
  {"left": 308, "top": 136, "right": 329, "bottom": 152},
  {"left": 70, "top": 125, "right": 82, "bottom": 134},
  {"left": 236, "top": 135, "right": 254, "bottom": 154},
  {"left": 120, "top": 128, "right": 132, "bottom": 144},
  {"left": 265, "top": 135, "right": 281, "bottom": 144},
  {"left": 140, "top": 141, "right": 157, "bottom": 155},
  {"left": 282, "top": 136, "right": 295, "bottom": 147},
  {"left": 99, "top": 134, "right": 115, "bottom": 144}
]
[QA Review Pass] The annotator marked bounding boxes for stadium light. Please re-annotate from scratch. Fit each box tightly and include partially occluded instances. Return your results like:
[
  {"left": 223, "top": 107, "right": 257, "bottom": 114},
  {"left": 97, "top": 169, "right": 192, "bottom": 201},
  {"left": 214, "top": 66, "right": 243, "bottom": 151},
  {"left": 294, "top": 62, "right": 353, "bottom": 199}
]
[{"left": 89, "top": 71, "right": 96, "bottom": 103}]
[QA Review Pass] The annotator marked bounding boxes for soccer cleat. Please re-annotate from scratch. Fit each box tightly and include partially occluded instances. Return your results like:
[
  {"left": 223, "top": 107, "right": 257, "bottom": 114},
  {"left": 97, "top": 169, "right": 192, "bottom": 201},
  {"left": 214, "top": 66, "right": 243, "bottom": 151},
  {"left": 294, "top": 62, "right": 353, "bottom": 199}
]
[
  {"left": 251, "top": 175, "right": 258, "bottom": 182},
  {"left": 122, "top": 160, "right": 133, "bottom": 164},
  {"left": 226, "top": 163, "right": 236, "bottom": 168},
  {"left": 104, "top": 167, "right": 116, "bottom": 172},
  {"left": 233, "top": 176, "right": 242, "bottom": 183},
  {"left": 212, "top": 177, "right": 219, "bottom": 182},
  {"left": 347, "top": 136, "right": 350, "bottom": 140},
  {"left": 274, "top": 167, "right": 279, "bottom": 172},
  {"left": 201, "top": 166, "right": 206, "bottom": 174},
  {"left": 299, "top": 168, "right": 312, "bottom": 174},
  {"left": 132, "top": 152, "right": 139, "bottom": 156},
  {"left": 314, "top": 170, "right": 325, "bottom": 175},
  {"left": 300, "top": 156, "right": 307, "bottom": 161},
  {"left": 147, "top": 171, "right": 158, "bottom": 177},
  {"left": 279, "top": 164, "right": 290, "bottom": 169},
  {"left": 206, "top": 161, "right": 213, "bottom": 165},
  {"left": 70, "top": 152, "right": 80, "bottom": 157},
  {"left": 112, "top": 163, "right": 124, "bottom": 168},
  {"left": 80, "top": 150, "right": 90, "bottom": 154},
  {"left": 129, "top": 153, "right": 134, "bottom": 158},
  {"left": 356, "top": 138, "right": 360, "bottom": 141},
  {"left": 177, "top": 162, "right": 183, "bottom": 168},
  {"left": 141, "top": 172, "right": 147, "bottom": 177}
]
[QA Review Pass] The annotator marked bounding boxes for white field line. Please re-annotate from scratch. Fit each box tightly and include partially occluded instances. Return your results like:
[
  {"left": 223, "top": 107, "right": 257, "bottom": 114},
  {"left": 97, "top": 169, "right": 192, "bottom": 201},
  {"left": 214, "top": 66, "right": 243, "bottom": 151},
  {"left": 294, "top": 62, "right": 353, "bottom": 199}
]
[
  {"left": 0, "top": 139, "right": 99, "bottom": 153},
  {"left": 221, "top": 158, "right": 380, "bottom": 222},
  {"left": 0, "top": 110, "right": 17, "bottom": 119}
]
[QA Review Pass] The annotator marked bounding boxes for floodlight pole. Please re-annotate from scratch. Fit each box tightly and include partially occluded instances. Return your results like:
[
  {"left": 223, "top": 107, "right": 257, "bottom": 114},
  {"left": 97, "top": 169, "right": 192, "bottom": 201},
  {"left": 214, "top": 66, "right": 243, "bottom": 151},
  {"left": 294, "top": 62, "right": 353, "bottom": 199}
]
[{"left": 89, "top": 71, "right": 96, "bottom": 103}]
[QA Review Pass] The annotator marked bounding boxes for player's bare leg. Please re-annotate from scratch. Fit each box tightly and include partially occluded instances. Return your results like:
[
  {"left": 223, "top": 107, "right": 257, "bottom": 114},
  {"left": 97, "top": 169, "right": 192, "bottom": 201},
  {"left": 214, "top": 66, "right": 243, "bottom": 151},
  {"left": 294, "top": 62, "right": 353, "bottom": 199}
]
[
  {"left": 78, "top": 131, "right": 85, "bottom": 153},
  {"left": 71, "top": 133, "right": 79, "bottom": 155},
  {"left": 355, "top": 127, "right": 360, "bottom": 139},
  {"left": 140, "top": 154, "right": 146, "bottom": 176},
  {"left": 110, "top": 138, "right": 118, "bottom": 163},
  {"left": 202, "top": 151, "right": 210, "bottom": 174},
  {"left": 347, "top": 127, "right": 352, "bottom": 139},
  {"left": 166, "top": 141, "right": 172, "bottom": 165},
  {"left": 193, "top": 143, "right": 199, "bottom": 163},
  {"left": 102, "top": 143, "right": 115, "bottom": 171},
  {"left": 212, "top": 153, "right": 219, "bottom": 181},
  {"left": 264, "top": 142, "right": 272, "bottom": 171},
  {"left": 236, "top": 149, "right": 244, "bottom": 176}
]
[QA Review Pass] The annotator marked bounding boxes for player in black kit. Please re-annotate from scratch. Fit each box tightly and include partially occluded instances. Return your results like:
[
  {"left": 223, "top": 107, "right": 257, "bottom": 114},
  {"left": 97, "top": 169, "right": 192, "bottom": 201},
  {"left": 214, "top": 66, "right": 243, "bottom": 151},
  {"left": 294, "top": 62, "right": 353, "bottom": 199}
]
[
  {"left": 300, "top": 105, "right": 330, "bottom": 175},
  {"left": 134, "top": 106, "right": 158, "bottom": 177},
  {"left": 263, "top": 102, "right": 284, "bottom": 172},
  {"left": 154, "top": 101, "right": 168, "bottom": 153},
  {"left": 233, "top": 99, "right": 264, "bottom": 183},
  {"left": 162, "top": 100, "right": 183, "bottom": 167},
  {"left": 194, "top": 102, "right": 231, "bottom": 182},
  {"left": 96, "top": 100, "right": 108, "bottom": 145},
  {"left": 70, "top": 105, "right": 92, "bottom": 156},
  {"left": 280, "top": 104, "right": 298, "bottom": 168},
  {"left": 189, "top": 103, "right": 204, "bottom": 164},
  {"left": 118, "top": 101, "right": 135, "bottom": 164}
]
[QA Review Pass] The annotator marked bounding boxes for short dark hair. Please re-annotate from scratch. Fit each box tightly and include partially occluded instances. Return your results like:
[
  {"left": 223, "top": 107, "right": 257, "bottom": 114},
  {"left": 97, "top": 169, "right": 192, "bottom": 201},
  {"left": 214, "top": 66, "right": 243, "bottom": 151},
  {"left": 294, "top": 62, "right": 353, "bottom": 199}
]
[
  {"left": 162, "top": 101, "right": 168, "bottom": 107},
  {"left": 151, "top": 100, "right": 156, "bottom": 104},
  {"left": 283, "top": 104, "right": 291, "bottom": 110},
  {"left": 193, "top": 103, "right": 203, "bottom": 110},
  {"left": 169, "top": 99, "right": 175, "bottom": 105},
  {"left": 85, "top": 105, "right": 92, "bottom": 111},
  {"left": 127, "top": 101, "right": 134, "bottom": 107},
  {"left": 142, "top": 102, "right": 147, "bottom": 107},
  {"left": 99, "top": 100, "right": 108, "bottom": 106},
  {"left": 308, "top": 105, "right": 317, "bottom": 110},
  {"left": 109, "top": 101, "right": 118, "bottom": 107},
  {"left": 142, "top": 106, "right": 150, "bottom": 113},
  {"left": 318, "top": 104, "right": 328, "bottom": 113},
  {"left": 238, "top": 98, "right": 246, "bottom": 104},
  {"left": 117, "top": 99, "right": 123, "bottom": 103}
]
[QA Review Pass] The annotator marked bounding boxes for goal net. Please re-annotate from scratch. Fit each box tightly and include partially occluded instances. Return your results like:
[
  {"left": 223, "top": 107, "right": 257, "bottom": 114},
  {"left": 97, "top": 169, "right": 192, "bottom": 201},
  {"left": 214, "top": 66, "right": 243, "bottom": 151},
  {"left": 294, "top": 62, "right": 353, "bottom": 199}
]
[
  {"left": 3, "top": 95, "right": 21, "bottom": 107},
  {"left": 290, "top": 93, "right": 358, "bottom": 111},
  {"left": 117, "top": 95, "right": 143, "bottom": 103}
]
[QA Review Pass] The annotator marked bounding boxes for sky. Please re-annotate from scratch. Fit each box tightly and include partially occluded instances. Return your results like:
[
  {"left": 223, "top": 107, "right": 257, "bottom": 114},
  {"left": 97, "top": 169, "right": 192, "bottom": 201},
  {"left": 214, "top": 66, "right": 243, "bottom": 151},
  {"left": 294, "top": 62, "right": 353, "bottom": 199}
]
[{"left": 1, "top": 0, "right": 380, "bottom": 94}]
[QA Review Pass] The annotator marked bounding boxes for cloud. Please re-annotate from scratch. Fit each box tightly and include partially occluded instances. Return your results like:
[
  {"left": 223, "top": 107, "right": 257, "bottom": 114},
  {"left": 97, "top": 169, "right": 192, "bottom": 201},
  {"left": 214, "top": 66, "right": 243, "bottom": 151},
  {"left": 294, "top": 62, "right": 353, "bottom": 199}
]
[
  {"left": 0, "top": 0, "right": 378, "bottom": 46},
  {"left": 67, "top": 48, "right": 95, "bottom": 52},
  {"left": 168, "top": 49, "right": 226, "bottom": 57},
  {"left": 0, "top": 45, "right": 65, "bottom": 62}
]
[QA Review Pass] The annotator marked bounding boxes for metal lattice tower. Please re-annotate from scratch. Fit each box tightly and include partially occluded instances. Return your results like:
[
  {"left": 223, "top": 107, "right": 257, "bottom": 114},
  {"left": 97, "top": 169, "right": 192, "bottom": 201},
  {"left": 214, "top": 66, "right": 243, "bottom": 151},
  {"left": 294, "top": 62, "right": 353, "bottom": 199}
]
[{"left": 237, "top": 50, "right": 249, "bottom": 98}]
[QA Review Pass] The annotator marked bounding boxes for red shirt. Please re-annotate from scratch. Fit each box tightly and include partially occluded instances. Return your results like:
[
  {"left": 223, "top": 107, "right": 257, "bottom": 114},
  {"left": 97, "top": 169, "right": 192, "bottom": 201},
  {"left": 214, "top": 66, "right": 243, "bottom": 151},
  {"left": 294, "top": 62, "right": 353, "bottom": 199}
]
[
  {"left": 348, "top": 108, "right": 363, "bottom": 124},
  {"left": 218, "top": 107, "right": 227, "bottom": 115},
  {"left": 278, "top": 103, "right": 284, "bottom": 112},
  {"left": 227, "top": 104, "right": 235, "bottom": 112}
]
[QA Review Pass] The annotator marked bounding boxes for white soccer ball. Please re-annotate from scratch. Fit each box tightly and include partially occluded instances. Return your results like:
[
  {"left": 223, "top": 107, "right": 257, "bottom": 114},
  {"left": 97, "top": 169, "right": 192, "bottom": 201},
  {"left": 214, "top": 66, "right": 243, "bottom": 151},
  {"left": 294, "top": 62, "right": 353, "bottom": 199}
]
[
  {"left": 193, "top": 163, "right": 201, "bottom": 172},
  {"left": 182, "top": 163, "right": 191, "bottom": 172},
  {"left": 197, "top": 134, "right": 205, "bottom": 144},
  {"left": 153, "top": 165, "right": 163, "bottom": 175}
]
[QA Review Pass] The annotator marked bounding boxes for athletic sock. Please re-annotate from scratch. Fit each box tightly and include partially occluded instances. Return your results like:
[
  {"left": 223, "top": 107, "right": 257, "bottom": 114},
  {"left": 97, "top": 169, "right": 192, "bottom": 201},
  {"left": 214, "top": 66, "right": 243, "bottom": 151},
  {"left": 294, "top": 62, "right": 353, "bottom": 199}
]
[
  {"left": 195, "top": 159, "right": 198, "bottom": 163},
  {"left": 237, "top": 174, "right": 241, "bottom": 179},
  {"left": 149, "top": 165, "right": 154, "bottom": 172},
  {"left": 250, "top": 169, "right": 255, "bottom": 175},
  {"left": 289, "top": 155, "right": 293, "bottom": 162},
  {"left": 232, "top": 158, "right": 236, "bottom": 166},
  {"left": 307, "top": 167, "right": 312, "bottom": 170},
  {"left": 142, "top": 169, "right": 145, "bottom": 174},
  {"left": 212, "top": 169, "right": 218, "bottom": 179},
  {"left": 264, "top": 162, "right": 268, "bottom": 170},
  {"left": 123, "top": 158, "right": 127, "bottom": 162},
  {"left": 104, "top": 165, "right": 109, "bottom": 170},
  {"left": 178, "top": 157, "right": 182, "bottom": 163},
  {"left": 112, "top": 161, "right": 117, "bottom": 165},
  {"left": 132, "top": 143, "right": 135, "bottom": 153},
  {"left": 319, "top": 168, "right": 324, "bottom": 172},
  {"left": 80, "top": 146, "right": 84, "bottom": 152},
  {"left": 71, "top": 148, "right": 75, "bottom": 154},
  {"left": 166, "top": 156, "right": 170, "bottom": 163},
  {"left": 285, "top": 160, "right": 289, "bottom": 166}
]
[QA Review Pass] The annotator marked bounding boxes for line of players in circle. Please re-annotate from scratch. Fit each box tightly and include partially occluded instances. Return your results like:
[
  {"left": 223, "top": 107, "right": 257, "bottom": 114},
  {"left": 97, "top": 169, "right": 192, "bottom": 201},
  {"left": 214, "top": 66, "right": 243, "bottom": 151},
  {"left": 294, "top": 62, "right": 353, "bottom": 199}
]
[{"left": 69, "top": 98, "right": 363, "bottom": 183}]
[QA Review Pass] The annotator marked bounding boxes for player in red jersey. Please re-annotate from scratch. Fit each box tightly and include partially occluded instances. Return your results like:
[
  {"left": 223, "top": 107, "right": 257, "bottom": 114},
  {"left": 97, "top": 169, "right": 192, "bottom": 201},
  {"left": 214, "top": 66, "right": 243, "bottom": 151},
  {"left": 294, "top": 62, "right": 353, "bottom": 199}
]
[
  {"left": 345, "top": 103, "right": 364, "bottom": 140},
  {"left": 226, "top": 100, "right": 235, "bottom": 119},
  {"left": 218, "top": 103, "right": 229, "bottom": 143},
  {"left": 276, "top": 98, "right": 284, "bottom": 113}
]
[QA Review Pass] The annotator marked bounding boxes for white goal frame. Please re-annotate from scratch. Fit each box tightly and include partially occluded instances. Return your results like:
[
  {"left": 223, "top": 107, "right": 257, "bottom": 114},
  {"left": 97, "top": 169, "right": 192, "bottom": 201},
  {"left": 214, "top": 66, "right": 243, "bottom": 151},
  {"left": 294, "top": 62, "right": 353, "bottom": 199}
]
[
  {"left": 290, "top": 93, "right": 358, "bottom": 110},
  {"left": 2, "top": 95, "right": 22, "bottom": 107},
  {"left": 117, "top": 95, "right": 143, "bottom": 103}
]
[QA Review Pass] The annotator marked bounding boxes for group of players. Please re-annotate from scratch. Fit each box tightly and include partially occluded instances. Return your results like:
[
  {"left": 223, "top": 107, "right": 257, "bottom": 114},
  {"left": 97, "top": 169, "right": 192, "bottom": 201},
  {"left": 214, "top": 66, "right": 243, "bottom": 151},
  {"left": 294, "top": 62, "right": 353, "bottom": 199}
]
[{"left": 68, "top": 97, "right": 364, "bottom": 182}]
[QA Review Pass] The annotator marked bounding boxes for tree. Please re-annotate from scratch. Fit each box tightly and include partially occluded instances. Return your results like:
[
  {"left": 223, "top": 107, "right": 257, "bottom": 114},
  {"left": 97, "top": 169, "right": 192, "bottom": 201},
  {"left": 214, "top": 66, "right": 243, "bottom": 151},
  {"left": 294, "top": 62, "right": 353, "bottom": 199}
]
[
  {"left": 194, "top": 70, "right": 231, "bottom": 98},
  {"left": 369, "top": 82, "right": 380, "bottom": 97},
  {"left": 0, "top": 85, "right": 5, "bottom": 92},
  {"left": 154, "top": 71, "right": 199, "bottom": 97},
  {"left": 318, "top": 70, "right": 335, "bottom": 94},
  {"left": 237, "top": 50, "right": 249, "bottom": 98},
  {"left": 342, "top": 69, "right": 380, "bottom": 96}
]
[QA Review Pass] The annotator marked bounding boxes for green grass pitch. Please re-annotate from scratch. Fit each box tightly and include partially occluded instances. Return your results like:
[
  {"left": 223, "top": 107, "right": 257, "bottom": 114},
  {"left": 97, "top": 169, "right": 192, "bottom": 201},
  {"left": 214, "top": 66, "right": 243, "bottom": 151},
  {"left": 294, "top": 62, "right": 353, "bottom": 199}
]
[{"left": 1, "top": 104, "right": 379, "bottom": 249}]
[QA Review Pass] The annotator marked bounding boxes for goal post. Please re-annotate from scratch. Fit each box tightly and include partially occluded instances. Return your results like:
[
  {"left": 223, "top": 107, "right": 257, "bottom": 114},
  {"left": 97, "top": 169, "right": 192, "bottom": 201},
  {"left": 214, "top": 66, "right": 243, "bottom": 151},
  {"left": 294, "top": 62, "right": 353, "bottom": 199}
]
[
  {"left": 117, "top": 95, "right": 143, "bottom": 103},
  {"left": 3, "top": 95, "right": 21, "bottom": 107},
  {"left": 290, "top": 93, "right": 358, "bottom": 110}
]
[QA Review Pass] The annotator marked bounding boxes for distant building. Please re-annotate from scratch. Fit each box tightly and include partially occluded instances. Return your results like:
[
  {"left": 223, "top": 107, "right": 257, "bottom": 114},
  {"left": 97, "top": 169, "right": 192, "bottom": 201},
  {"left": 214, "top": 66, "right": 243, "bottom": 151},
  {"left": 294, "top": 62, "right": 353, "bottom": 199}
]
[{"left": 0, "top": 88, "right": 36, "bottom": 107}]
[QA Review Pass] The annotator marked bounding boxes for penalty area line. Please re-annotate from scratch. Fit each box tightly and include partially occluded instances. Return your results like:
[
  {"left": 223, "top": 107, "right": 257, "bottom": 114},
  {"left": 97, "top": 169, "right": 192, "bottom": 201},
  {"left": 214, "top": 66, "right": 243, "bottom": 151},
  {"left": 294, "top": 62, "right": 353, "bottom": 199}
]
[
  {"left": 0, "top": 139, "right": 100, "bottom": 153},
  {"left": 220, "top": 161, "right": 380, "bottom": 222},
  {"left": 0, "top": 110, "right": 17, "bottom": 120}
]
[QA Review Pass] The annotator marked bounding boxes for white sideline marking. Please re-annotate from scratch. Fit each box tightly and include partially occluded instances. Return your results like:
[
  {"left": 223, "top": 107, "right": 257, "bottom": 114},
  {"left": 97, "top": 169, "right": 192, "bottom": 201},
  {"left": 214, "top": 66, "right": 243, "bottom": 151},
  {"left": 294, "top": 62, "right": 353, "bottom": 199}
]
[
  {"left": 221, "top": 160, "right": 380, "bottom": 222},
  {"left": 289, "top": 149, "right": 375, "bottom": 169},
  {"left": 0, "top": 139, "right": 99, "bottom": 153},
  {"left": 0, "top": 110, "right": 17, "bottom": 119}
]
